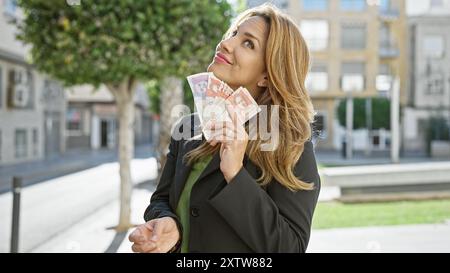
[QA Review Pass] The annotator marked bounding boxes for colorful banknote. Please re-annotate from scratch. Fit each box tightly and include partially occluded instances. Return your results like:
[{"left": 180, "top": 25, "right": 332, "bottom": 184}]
[{"left": 186, "top": 72, "right": 261, "bottom": 140}]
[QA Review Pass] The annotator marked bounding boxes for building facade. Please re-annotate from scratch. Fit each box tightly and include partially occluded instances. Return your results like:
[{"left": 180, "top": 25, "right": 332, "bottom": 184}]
[
  {"left": 66, "top": 84, "right": 153, "bottom": 150},
  {"left": 0, "top": 0, "right": 66, "bottom": 165},
  {"left": 247, "top": 0, "right": 407, "bottom": 151},
  {"left": 404, "top": 1, "right": 450, "bottom": 155}
]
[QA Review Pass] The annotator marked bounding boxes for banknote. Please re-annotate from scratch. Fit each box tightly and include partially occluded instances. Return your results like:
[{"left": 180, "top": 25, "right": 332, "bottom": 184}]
[
  {"left": 225, "top": 86, "right": 261, "bottom": 125},
  {"left": 187, "top": 72, "right": 261, "bottom": 140},
  {"left": 186, "top": 72, "right": 209, "bottom": 123},
  {"left": 205, "top": 73, "right": 232, "bottom": 122}
]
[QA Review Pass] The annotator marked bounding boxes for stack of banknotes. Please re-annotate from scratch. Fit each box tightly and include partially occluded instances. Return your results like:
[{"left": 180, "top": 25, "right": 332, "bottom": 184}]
[{"left": 187, "top": 72, "right": 261, "bottom": 140}]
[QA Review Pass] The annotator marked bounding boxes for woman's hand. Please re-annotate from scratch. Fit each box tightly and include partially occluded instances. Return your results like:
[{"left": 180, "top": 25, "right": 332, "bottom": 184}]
[
  {"left": 207, "top": 105, "right": 248, "bottom": 183},
  {"left": 128, "top": 217, "right": 180, "bottom": 253}
]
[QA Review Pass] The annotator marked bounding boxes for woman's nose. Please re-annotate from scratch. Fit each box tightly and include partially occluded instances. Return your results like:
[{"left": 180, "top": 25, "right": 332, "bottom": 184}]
[{"left": 219, "top": 37, "right": 234, "bottom": 54}]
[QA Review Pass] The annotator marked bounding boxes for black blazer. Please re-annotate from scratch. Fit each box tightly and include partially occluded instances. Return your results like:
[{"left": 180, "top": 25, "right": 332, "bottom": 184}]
[{"left": 144, "top": 114, "right": 321, "bottom": 253}]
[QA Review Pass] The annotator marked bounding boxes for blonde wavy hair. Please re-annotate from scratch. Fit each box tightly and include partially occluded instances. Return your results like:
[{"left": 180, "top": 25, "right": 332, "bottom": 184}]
[{"left": 184, "top": 4, "right": 315, "bottom": 191}]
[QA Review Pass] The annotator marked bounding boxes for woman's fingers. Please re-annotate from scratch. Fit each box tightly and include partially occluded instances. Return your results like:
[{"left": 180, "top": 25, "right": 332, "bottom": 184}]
[
  {"left": 131, "top": 241, "right": 158, "bottom": 253},
  {"left": 209, "top": 140, "right": 218, "bottom": 146},
  {"left": 128, "top": 228, "right": 145, "bottom": 244},
  {"left": 150, "top": 220, "right": 162, "bottom": 242},
  {"left": 209, "top": 130, "right": 235, "bottom": 143},
  {"left": 129, "top": 223, "right": 154, "bottom": 244}
]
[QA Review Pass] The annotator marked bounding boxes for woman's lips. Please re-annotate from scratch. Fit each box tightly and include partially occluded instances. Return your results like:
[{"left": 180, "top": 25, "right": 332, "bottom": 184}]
[{"left": 214, "top": 53, "right": 232, "bottom": 65}]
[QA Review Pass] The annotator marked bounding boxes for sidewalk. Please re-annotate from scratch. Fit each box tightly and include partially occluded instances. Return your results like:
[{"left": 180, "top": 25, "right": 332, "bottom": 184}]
[
  {"left": 33, "top": 181, "right": 450, "bottom": 253},
  {"left": 0, "top": 144, "right": 155, "bottom": 193},
  {"left": 30, "top": 180, "right": 156, "bottom": 253},
  {"left": 6, "top": 144, "right": 448, "bottom": 252},
  {"left": 308, "top": 222, "right": 450, "bottom": 253},
  {"left": 0, "top": 155, "right": 158, "bottom": 253},
  {"left": 33, "top": 181, "right": 337, "bottom": 253}
]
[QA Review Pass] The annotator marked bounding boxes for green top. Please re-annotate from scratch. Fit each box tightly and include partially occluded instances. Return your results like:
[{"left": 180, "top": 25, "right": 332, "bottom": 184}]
[{"left": 175, "top": 154, "right": 213, "bottom": 253}]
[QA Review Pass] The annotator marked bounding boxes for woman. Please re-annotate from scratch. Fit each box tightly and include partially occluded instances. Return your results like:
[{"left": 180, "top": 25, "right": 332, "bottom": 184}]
[{"left": 129, "top": 4, "right": 321, "bottom": 253}]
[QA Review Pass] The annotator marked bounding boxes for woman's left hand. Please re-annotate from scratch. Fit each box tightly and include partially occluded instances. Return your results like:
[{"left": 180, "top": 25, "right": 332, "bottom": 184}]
[{"left": 206, "top": 105, "right": 248, "bottom": 183}]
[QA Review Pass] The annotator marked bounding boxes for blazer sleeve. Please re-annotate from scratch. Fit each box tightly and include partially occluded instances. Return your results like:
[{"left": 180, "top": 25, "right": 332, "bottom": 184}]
[
  {"left": 208, "top": 140, "right": 321, "bottom": 253},
  {"left": 143, "top": 134, "right": 183, "bottom": 237}
]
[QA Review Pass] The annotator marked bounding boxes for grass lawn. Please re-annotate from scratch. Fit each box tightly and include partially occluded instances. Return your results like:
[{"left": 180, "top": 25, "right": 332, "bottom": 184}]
[{"left": 312, "top": 199, "right": 450, "bottom": 229}]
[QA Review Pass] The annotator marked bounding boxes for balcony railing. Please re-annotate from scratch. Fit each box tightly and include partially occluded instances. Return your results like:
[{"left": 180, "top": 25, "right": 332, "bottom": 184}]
[
  {"left": 379, "top": 42, "right": 399, "bottom": 58},
  {"left": 379, "top": 8, "right": 400, "bottom": 21}
]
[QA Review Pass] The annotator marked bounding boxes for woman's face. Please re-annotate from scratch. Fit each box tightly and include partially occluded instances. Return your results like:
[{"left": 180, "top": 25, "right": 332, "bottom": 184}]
[{"left": 207, "top": 16, "right": 269, "bottom": 99}]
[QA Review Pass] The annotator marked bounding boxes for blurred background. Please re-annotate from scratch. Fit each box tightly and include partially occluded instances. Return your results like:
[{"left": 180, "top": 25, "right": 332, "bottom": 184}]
[{"left": 0, "top": 0, "right": 449, "bottom": 253}]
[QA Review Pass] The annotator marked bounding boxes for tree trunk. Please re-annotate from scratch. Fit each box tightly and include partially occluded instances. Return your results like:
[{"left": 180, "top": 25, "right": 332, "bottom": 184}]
[
  {"left": 158, "top": 76, "right": 184, "bottom": 172},
  {"left": 107, "top": 79, "right": 136, "bottom": 232}
]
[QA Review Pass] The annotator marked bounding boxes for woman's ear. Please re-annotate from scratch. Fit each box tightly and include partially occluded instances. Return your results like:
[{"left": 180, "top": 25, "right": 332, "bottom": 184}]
[{"left": 257, "top": 73, "right": 268, "bottom": 87}]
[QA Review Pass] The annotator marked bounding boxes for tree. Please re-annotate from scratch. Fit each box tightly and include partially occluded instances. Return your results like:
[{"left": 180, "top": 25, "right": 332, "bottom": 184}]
[
  {"left": 155, "top": 1, "right": 232, "bottom": 169},
  {"left": 16, "top": 0, "right": 231, "bottom": 232},
  {"left": 337, "top": 97, "right": 391, "bottom": 130}
]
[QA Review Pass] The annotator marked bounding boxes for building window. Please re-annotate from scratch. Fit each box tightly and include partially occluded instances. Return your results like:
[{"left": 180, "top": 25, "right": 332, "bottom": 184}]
[
  {"left": 426, "top": 74, "right": 445, "bottom": 95},
  {"left": 42, "top": 79, "right": 63, "bottom": 104},
  {"left": 306, "top": 63, "right": 328, "bottom": 92},
  {"left": 376, "top": 64, "right": 392, "bottom": 96},
  {"left": 249, "top": 0, "right": 288, "bottom": 9},
  {"left": 7, "top": 68, "right": 33, "bottom": 109},
  {"left": 273, "top": 0, "right": 289, "bottom": 9},
  {"left": 341, "top": 62, "right": 365, "bottom": 92},
  {"left": 303, "top": 0, "right": 328, "bottom": 11},
  {"left": 379, "top": 0, "right": 390, "bottom": 11},
  {"left": 430, "top": 0, "right": 444, "bottom": 8},
  {"left": 424, "top": 35, "right": 445, "bottom": 59},
  {"left": 4, "top": 0, "right": 17, "bottom": 18},
  {"left": 341, "top": 22, "right": 367, "bottom": 50},
  {"left": 67, "top": 107, "right": 83, "bottom": 135},
  {"left": 32, "top": 128, "right": 38, "bottom": 157},
  {"left": 15, "top": 129, "right": 27, "bottom": 159},
  {"left": 300, "top": 20, "right": 329, "bottom": 51},
  {"left": 340, "top": 0, "right": 366, "bottom": 11},
  {"left": 379, "top": 23, "right": 390, "bottom": 46}
]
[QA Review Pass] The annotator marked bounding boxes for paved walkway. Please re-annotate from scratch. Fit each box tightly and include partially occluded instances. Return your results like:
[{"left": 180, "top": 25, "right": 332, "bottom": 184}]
[
  {"left": 3, "top": 144, "right": 450, "bottom": 253},
  {"left": 30, "top": 180, "right": 156, "bottom": 253},
  {"left": 308, "top": 222, "right": 450, "bottom": 253},
  {"left": 0, "top": 156, "right": 158, "bottom": 253},
  {"left": 29, "top": 181, "right": 450, "bottom": 253}
]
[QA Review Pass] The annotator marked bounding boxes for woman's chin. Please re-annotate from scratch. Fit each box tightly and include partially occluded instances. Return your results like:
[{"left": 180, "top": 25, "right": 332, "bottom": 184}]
[
  {"left": 207, "top": 65, "right": 221, "bottom": 77},
  {"left": 207, "top": 63, "right": 216, "bottom": 73}
]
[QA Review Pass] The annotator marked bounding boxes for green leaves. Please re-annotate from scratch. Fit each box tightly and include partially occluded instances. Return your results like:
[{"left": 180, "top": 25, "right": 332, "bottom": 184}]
[
  {"left": 16, "top": 0, "right": 232, "bottom": 86},
  {"left": 337, "top": 97, "right": 391, "bottom": 130}
]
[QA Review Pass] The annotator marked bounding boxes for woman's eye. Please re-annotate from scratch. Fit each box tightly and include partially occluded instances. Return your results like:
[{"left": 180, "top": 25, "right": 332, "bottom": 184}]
[{"left": 244, "top": 40, "right": 254, "bottom": 49}]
